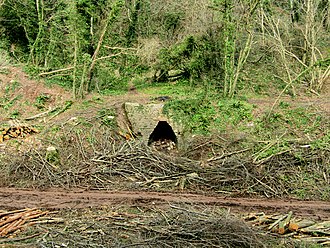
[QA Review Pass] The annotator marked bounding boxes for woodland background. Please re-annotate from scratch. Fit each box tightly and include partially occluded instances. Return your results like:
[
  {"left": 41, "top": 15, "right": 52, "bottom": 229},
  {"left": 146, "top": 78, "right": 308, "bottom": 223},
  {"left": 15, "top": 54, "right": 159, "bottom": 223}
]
[{"left": 0, "top": 0, "right": 329, "bottom": 98}]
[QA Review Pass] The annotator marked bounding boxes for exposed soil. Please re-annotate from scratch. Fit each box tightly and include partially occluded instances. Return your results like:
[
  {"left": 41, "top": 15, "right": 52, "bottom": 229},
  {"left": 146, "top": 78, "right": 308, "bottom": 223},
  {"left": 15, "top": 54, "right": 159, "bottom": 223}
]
[
  {"left": 0, "top": 67, "right": 71, "bottom": 121},
  {"left": 0, "top": 188, "right": 329, "bottom": 220}
]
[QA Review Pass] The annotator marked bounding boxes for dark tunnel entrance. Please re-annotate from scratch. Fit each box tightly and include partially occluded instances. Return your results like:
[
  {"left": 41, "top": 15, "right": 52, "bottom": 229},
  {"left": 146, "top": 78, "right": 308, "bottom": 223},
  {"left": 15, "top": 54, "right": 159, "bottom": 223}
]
[{"left": 148, "top": 121, "right": 177, "bottom": 146}]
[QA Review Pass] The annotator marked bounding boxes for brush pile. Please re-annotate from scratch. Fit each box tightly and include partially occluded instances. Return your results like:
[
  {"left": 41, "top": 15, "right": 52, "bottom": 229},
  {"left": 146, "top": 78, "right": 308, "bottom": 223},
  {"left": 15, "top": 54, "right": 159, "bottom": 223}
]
[
  {"left": 37, "top": 205, "right": 266, "bottom": 248},
  {"left": 3, "top": 129, "right": 330, "bottom": 201}
]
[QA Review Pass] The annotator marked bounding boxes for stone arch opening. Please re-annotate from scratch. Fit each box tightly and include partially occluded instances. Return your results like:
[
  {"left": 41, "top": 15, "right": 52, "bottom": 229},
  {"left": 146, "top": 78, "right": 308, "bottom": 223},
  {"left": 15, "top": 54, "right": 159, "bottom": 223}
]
[{"left": 148, "top": 121, "right": 177, "bottom": 146}]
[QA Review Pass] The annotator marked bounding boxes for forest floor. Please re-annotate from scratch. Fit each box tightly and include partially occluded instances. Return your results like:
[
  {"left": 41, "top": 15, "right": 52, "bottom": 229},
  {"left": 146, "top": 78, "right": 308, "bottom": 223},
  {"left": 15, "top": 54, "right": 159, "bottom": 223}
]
[{"left": 0, "top": 66, "right": 330, "bottom": 247}]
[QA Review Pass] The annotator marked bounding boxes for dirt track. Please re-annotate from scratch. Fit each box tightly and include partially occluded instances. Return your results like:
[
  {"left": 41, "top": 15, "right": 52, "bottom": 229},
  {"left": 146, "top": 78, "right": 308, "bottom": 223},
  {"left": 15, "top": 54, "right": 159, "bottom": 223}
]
[{"left": 0, "top": 188, "right": 329, "bottom": 219}]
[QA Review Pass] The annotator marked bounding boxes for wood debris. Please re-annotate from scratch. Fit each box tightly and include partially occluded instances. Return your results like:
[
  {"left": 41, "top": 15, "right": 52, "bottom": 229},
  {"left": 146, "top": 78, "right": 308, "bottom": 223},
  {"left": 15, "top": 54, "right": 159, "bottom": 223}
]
[
  {"left": 0, "top": 208, "right": 63, "bottom": 238},
  {"left": 150, "top": 139, "right": 177, "bottom": 152},
  {"left": 0, "top": 126, "right": 39, "bottom": 142},
  {"left": 244, "top": 212, "right": 330, "bottom": 245}
]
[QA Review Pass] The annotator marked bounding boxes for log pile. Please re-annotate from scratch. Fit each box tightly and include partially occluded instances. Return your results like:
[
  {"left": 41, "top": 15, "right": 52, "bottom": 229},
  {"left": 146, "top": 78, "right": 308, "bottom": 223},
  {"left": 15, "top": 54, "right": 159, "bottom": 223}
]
[
  {"left": 0, "top": 126, "right": 39, "bottom": 142},
  {"left": 150, "top": 139, "right": 177, "bottom": 152},
  {"left": 244, "top": 212, "right": 330, "bottom": 245},
  {"left": 0, "top": 208, "right": 63, "bottom": 238}
]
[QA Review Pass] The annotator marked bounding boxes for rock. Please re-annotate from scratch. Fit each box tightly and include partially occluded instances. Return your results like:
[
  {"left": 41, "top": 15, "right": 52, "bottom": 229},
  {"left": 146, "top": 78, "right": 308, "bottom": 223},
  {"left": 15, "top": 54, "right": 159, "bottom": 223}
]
[{"left": 45, "top": 146, "right": 60, "bottom": 167}]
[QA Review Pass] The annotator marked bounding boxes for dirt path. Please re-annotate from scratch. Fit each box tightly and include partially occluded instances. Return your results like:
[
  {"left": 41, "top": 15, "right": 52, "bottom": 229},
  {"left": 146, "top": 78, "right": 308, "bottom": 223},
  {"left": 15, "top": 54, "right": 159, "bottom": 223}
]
[{"left": 0, "top": 188, "right": 329, "bottom": 219}]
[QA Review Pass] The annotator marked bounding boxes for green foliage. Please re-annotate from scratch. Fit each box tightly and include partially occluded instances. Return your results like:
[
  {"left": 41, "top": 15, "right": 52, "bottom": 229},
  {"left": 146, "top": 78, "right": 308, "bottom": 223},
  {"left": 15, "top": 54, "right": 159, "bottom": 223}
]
[
  {"left": 0, "top": 0, "right": 329, "bottom": 96},
  {"left": 163, "top": 98, "right": 213, "bottom": 134},
  {"left": 311, "top": 131, "right": 330, "bottom": 149},
  {"left": 217, "top": 99, "right": 253, "bottom": 127},
  {"left": 164, "top": 95, "right": 253, "bottom": 134},
  {"left": 255, "top": 105, "right": 325, "bottom": 141},
  {"left": 35, "top": 94, "right": 50, "bottom": 109},
  {"left": 45, "top": 147, "right": 60, "bottom": 166},
  {"left": 97, "top": 108, "right": 117, "bottom": 128},
  {"left": 140, "top": 80, "right": 203, "bottom": 97},
  {"left": 157, "top": 34, "right": 223, "bottom": 82},
  {"left": 0, "top": 95, "right": 21, "bottom": 110},
  {"left": 0, "top": 0, "right": 36, "bottom": 55},
  {"left": 5, "top": 80, "right": 20, "bottom": 93},
  {"left": 10, "top": 109, "right": 20, "bottom": 119},
  {"left": 0, "top": 0, "right": 126, "bottom": 93}
]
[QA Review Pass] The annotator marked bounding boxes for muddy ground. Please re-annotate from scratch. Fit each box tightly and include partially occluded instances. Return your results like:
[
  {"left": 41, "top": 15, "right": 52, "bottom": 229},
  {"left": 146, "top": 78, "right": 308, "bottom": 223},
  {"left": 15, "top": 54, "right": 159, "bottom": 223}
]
[{"left": 0, "top": 188, "right": 329, "bottom": 220}]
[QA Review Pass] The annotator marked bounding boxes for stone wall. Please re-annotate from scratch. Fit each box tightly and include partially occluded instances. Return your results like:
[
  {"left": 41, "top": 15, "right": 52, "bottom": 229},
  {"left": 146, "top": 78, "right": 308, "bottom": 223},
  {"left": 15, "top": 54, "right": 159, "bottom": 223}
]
[{"left": 124, "top": 102, "right": 183, "bottom": 146}]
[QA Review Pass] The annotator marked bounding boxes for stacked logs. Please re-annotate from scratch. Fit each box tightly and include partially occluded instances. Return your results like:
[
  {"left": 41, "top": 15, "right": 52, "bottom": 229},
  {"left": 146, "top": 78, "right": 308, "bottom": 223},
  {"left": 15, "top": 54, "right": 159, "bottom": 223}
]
[
  {"left": 150, "top": 139, "right": 176, "bottom": 152},
  {"left": 244, "top": 212, "right": 330, "bottom": 245},
  {"left": 0, "top": 208, "right": 63, "bottom": 238},
  {"left": 0, "top": 126, "right": 39, "bottom": 142}
]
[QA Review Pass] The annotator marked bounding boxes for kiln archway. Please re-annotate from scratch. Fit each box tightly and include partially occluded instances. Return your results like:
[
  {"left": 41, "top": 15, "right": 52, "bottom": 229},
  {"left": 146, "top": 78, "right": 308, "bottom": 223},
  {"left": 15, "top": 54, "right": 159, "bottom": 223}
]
[{"left": 147, "top": 121, "right": 177, "bottom": 145}]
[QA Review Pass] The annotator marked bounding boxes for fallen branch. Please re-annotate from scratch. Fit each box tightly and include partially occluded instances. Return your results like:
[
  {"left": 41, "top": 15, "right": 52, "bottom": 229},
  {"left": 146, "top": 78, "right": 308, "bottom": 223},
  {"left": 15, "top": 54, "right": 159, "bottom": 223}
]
[
  {"left": 48, "top": 101, "right": 73, "bottom": 121},
  {"left": 268, "top": 214, "right": 288, "bottom": 231},
  {"left": 207, "top": 148, "right": 250, "bottom": 163},
  {"left": 25, "top": 107, "right": 59, "bottom": 121},
  {"left": 0, "top": 232, "right": 45, "bottom": 243},
  {"left": 0, "top": 209, "right": 31, "bottom": 219},
  {"left": 28, "top": 217, "right": 64, "bottom": 225},
  {"left": 0, "top": 218, "right": 26, "bottom": 237},
  {"left": 38, "top": 67, "right": 74, "bottom": 77}
]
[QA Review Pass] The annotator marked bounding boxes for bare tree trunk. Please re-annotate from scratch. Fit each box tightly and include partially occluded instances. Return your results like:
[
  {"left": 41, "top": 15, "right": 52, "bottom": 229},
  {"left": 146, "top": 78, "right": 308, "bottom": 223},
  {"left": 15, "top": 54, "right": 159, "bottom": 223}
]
[
  {"left": 28, "top": 0, "right": 44, "bottom": 65},
  {"left": 86, "top": 15, "right": 110, "bottom": 90},
  {"left": 302, "top": 0, "right": 324, "bottom": 91},
  {"left": 86, "top": 0, "right": 124, "bottom": 91},
  {"left": 229, "top": 31, "right": 253, "bottom": 97}
]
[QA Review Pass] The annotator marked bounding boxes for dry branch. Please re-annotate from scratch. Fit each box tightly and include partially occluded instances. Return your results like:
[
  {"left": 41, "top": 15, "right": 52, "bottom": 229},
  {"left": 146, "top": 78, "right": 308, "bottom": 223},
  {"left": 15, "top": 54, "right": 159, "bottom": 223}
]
[
  {"left": 4, "top": 130, "right": 330, "bottom": 199},
  {"left": 0, "top": 232, "right": 45, "bottom": 244},
  {"left": 25, "top": 108, "right": 59, "bottom": 121},
  {"left": 38, "top": 67, "right": 74, "bottom": 77}
]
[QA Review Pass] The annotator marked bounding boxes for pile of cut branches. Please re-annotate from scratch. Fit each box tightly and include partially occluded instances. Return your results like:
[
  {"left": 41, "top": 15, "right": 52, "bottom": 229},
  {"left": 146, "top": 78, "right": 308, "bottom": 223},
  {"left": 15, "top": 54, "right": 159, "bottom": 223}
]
[
  {"left": 87, "top": 140, "right": 330, "bottom": 198},
  {"left": 37, "top": 205, "right": 266, "bottom": 248},
  {"left": 141, "top": 207, "right": 264, "bottom": 248},
  {"left": 4, "top": 133, "right": 330, "bottom": 200}
]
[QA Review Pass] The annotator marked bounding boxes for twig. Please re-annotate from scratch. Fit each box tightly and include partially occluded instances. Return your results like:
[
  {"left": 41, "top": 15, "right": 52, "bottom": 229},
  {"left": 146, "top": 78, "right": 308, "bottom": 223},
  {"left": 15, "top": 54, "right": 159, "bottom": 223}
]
[
  {"left": 169, "top": 205, "right": 210, "bottom": 217},
  {"left": 28, "top": 218, "right": 64, "bottom": 225},
  {"left": 207, "top": 148, "right": 250, "bottom": 162},
  {"left": 48, "top": 101, "right": 73, "bottom": 121},
  {"left": 141, "top": 173, "right": 186, "bottom": 186},
  {"left": 104, "top": 46, "right": 137, "bottom": 50},
  {"left": 182, "top": 140, "right": 213, "bottom": 156},
  {"left": 252, "top": 176, "right": 277, "bottom": 195},
  {"left": 254, "top": 149, "right": 292, "bottom": 165},
  {"left": 0, "top": 232, "right": 46, "bottom": 243},
  {"left": 25, "top": 107, "right": 59, "bottom": 120},
  {"left": 38, "top": 67, "right": 74, "bottom": 77},
  {"left": 94, "top": 52, "right": 132, "bottom": 61}
]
